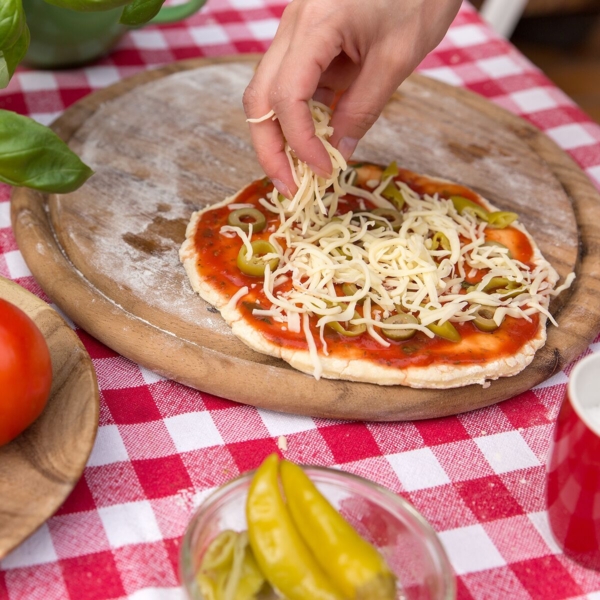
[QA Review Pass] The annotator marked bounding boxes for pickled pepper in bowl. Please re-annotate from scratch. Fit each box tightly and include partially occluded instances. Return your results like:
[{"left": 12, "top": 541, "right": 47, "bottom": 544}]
[{"left": 196, "top": 454, "right": 397, "bottom": 599}]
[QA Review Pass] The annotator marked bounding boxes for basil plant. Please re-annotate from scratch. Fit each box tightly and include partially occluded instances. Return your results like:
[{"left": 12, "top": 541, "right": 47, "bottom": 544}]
[{"left": 0, "top": 0, "right": 165, "bottom": 193}]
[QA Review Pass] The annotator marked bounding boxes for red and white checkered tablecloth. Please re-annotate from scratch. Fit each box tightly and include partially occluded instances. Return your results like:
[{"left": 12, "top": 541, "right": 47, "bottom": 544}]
[{"left": 1, "top": 1, "right": 600, "bottom": 599}]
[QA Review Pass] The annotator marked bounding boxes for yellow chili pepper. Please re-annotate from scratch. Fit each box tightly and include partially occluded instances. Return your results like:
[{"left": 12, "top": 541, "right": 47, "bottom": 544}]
[
  {"left": 198, "top": 530, "right": 267, "bottom": 600},
  {"left": 246, "top": 454, "right": 344, "bottom": 600},
  {"left": 280, "top": 460, "right": 396, "bottom": 600}
]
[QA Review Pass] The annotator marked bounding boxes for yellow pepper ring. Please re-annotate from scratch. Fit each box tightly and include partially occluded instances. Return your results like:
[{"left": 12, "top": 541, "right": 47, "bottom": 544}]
[
  {"left": 381, "top": 313, "right": 419, "bottom": 341},
  {"left": 467, "top": 276, "right": 512, "bottom": 294},
  {"left": 473, "top": 307, "right": 499, "bottom": 332},
  {"left": 228, "top": 207, "right": 267, "bottom": 233},
  {"left": 498, "top": 283, "right": 528, "bottom": 299},
  {"left": 236, "top": 240, "right": 279, "bottom": 277},
  {"left": 326, "top": 310, "right": 367, "bottom": 337},
  {"left": 487, "top": 210, "right": 518, "bottom": 229},
  {"left": 426, "top": 320, "right": 461, "bottom": 343},
  {"left": 481, "top": 240, "right": 513, "bottom": 259},
  {"left": 371, "top": 208, "right": 403, "bottom": 231},
  {"left": 450, "top": 195, "right": 490, "bottom": 222},
  {"left": 432, "top": 231, "right": 452, "bottom": 252}
]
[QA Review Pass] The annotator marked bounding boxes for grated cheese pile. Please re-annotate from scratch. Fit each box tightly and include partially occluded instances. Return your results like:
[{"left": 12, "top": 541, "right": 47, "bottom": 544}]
[{"left": 225, "top": 101, "right": 574, "bottom": 379}]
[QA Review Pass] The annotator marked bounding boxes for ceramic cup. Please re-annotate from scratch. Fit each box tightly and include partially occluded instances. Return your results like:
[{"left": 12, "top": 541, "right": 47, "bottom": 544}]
[
  {"left": 547, "top": 352, "right": 600, "bottom": 570},
  {"left": 23, "top": 0, "right": 208, "bottom": 68}
]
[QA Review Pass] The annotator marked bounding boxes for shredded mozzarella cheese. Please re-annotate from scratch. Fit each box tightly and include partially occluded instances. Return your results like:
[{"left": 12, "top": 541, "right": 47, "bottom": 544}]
[
  {"left": 224, "top": 286, "right": 248, "bottom": 312},
  {"left": 237, "top": 101, "right": 575, "bottom": 377}
]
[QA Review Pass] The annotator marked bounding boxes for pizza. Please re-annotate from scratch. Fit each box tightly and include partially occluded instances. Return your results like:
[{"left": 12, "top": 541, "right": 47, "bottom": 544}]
[{"left": 180, "top": 102, "right": 574, "bottom": 388}]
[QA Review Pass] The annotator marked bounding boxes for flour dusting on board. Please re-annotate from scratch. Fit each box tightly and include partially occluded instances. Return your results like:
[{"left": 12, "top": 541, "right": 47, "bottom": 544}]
[{"left": 54, "top": 65, "right": 266, "bottom": 345}]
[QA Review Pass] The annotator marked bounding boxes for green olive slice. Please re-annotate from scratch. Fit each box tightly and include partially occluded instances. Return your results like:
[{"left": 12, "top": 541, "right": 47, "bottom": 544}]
[
  {"left": 228, "top": 208, "right": 267, "bottom": 233},
  {"left": 426, "top": 320, "right": 461, "bottom": 343},
  {"left": 236, "top": 240, "right": 279, "bottom": 277},
  {"left": 487, "top": 211, "right": 518, "bottom": 229},
  {"left": 481, "top": 240, "right": 513, "bottom": 259},
  {"left": 382, "top": 181, "right": 405, "bottom": 210},
  {"left": 381, "top": 313, "right": 419, "bottom": 341},
  {"left": 326, "top": 311, "right": 366, "bottom": 337},
  {"left": 371, "top": 208, "right": 403, "bottom": 231},
  {"left": 431, "top": 231, "right": 451, "bottom": 251},
  {"left": 451, "top": 195, "right": 489, "bottom": 221},
  {"left": 473, "top": 307, "right": 499, "bottom": 332},
  {"left": 382, "top": 160, "right": 399, "bottom": 179}
]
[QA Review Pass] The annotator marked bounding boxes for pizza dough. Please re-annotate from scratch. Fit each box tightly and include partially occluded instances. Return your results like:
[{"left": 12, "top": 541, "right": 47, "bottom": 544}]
[{"left": 180, "top": 163, "right": 569, "bottom": 389}]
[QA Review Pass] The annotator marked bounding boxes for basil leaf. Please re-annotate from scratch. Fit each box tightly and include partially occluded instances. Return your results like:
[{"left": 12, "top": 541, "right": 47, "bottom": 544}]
[
  {"left": 0, "top": 110, "right": 94, "bottom": 193},
  {"left": 0, "top": 0, "right": 24, "bottom": 52},
  {"left": 0, "top": 23, "right": 29, "bottom": 89},
  {"left": 120, "top": 0, "right": 166, "bottom": 26},
  {"left": 43, "top": 0, "right": 132, "bottom": 11}
]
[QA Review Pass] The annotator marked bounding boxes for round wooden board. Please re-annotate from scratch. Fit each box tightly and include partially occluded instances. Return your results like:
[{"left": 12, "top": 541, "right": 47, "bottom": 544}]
[
  {"left": 11, "top": 56, "right": 600, "bottom": 421},
  {"left": 0, "top": 277, "right": 99, "bottom": 559}
]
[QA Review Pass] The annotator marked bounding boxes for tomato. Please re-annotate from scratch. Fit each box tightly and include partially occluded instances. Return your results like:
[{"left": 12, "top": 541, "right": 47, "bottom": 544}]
[{"left": 0, "top": 298, "right": 52, "bottom": 446}]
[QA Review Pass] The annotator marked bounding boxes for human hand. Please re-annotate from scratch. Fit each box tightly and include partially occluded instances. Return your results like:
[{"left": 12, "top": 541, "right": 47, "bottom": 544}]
[{"left": 243, "top": 0, "right": 462, "bottom": 198}]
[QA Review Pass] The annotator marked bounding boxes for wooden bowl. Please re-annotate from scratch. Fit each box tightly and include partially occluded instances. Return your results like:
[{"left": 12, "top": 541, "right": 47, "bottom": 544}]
[{"left": 0, "top": 277, "right": 99, "bottom": 559}]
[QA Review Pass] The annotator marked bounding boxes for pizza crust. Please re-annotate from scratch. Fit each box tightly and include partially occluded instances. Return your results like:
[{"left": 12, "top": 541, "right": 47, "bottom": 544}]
[{"left": 180, "top": 176, "right": 551, "bottom": 388}]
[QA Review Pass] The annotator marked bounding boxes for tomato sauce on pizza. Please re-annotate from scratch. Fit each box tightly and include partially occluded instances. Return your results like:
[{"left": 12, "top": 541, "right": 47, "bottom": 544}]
[{"left": 192, "top": 169, "right": 541, "bottom": 371}]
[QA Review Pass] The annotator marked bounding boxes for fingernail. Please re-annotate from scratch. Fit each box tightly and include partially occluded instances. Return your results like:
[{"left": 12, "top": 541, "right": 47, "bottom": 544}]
[
  {"left": 307, "top": 163, "right": 331, "bottom": 179},
  {"left": 272, "top": 179, "right": 292, "bottom": 199},
  {"left": 338, "top": 137, "right": 359, "bottom": 161}
]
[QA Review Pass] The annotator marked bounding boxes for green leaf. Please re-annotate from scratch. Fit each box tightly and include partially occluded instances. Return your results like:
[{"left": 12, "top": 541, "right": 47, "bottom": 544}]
[
  {"left": 42, "top": 0, "right": 132, "bottom": 11},
  {"left": 0, "top": 23, "right": 29, "bottom": 89},
  {"left": 0, "top": 0, "right": 24, "bottom": 52},
  {"left": 0, "top": 110, "right": 94, "bottom": 193},
  {"left": 120, "top": 0, "right": 166, "bottom": 26}
]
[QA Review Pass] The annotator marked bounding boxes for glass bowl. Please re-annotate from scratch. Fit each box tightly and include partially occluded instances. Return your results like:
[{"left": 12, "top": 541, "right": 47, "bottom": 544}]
[{"left": 180, "top": 466, "right": 456, "bottom": 600}]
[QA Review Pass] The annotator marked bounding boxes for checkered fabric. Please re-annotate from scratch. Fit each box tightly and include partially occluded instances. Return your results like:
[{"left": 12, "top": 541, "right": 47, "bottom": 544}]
[{"left": 1, "top": 1, "right": 600, "bottom": 599}]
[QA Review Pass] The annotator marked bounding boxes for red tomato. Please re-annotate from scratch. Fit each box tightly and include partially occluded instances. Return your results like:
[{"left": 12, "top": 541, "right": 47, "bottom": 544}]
[{"left": 0, "top": 298, "right": 52, "bottom": 446}]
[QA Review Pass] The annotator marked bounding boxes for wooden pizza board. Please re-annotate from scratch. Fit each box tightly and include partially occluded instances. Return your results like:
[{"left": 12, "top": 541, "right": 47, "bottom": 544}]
[{"left": 11, "top": 56, "right": 600, "bottom": 421}]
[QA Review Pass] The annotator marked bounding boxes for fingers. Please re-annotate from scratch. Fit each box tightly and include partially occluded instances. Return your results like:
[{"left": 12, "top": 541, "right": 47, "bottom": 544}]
[
  {"left": 328, "top": 48, "right": 414, "bottom": 160},
  {"left": 267, "top": 31, "right": 344, "bottom": 177},
  {"left": 244, "top": 80, "right": 296, "bottom": 198},
  {"left": 243, "top": 14, "right": 298, "bottom": 197},
  {"left": 244, "top": 0, "right": 462, "bottom": 188},
  {"left": 245, "top": 1, "right": 351, "bottom": 185}
]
